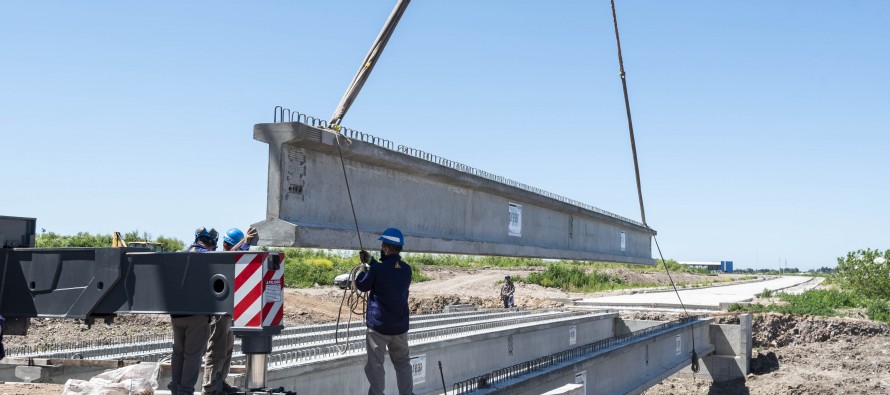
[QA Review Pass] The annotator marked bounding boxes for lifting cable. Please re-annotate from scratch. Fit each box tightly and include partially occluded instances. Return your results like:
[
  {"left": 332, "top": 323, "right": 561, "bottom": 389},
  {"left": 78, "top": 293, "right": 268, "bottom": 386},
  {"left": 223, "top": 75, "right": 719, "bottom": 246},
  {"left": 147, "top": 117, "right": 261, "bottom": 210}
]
[
  {"left": 326, "top": 0, "right": 412, "bottom": 354},
  {"left": 333, "top": 134, "right": 369, "bottom": 354},
  {"left": 609, "top": 0, "right": 699, "bottom": 373}
]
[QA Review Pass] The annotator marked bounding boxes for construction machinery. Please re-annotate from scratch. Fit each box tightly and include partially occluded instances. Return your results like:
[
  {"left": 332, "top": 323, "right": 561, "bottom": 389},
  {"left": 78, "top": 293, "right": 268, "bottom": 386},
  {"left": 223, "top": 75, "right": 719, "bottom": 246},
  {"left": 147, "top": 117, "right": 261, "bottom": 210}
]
[
  {"left": 112, "top": 231, "right": 165, "bottom": 252},
  {"left": 1, "top": 216, "right": 292, "bottom": 394}
]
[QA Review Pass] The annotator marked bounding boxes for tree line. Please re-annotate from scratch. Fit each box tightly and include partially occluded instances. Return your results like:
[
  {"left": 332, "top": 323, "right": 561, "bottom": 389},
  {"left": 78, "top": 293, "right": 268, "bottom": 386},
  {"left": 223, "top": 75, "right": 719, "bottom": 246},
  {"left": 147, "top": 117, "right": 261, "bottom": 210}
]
[{"left": 36, "top": 230, "right": 185, "bottom": 252}]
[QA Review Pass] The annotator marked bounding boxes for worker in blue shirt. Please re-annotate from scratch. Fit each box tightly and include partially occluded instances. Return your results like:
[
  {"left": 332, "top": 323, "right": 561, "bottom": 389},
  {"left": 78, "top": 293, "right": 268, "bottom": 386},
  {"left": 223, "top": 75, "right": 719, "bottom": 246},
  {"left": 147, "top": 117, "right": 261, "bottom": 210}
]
[
  {"left": 169, "top": 227, "right": 216, "bottom": 395},
  {"left": 355, "top": 228, "right": 413, "bottom": 395},
  {"left": 203, "top": 227, "right": 256, "bottom": 395}
]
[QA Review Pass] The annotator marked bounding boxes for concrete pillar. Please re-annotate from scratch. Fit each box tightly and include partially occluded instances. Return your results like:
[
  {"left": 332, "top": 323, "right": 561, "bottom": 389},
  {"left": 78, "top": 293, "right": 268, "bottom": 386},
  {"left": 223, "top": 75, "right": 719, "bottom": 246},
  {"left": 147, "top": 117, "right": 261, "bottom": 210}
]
[
  {"left": 677, "top": 315, "right": 752, "bottom": 381},
  {"left": 739, "top": 313, "right": 752, "bottom": 375},
  {"left": 15, "top": 365, "right": 56, "bottom": 383}
]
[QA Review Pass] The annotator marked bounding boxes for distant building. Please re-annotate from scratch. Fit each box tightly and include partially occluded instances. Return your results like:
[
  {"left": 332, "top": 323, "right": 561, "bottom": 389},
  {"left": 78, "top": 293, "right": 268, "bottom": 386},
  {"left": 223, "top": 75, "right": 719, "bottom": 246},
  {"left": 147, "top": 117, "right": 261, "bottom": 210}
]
[{"left": 678, "top": 260, "right": 733, "bottom": 273}]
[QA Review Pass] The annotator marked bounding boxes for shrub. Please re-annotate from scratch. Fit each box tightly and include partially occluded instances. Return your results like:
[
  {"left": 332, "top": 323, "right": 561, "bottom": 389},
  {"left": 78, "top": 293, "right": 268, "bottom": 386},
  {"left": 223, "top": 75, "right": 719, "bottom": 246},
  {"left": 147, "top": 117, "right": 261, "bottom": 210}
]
[
  {"left": 36, "top": 231, "right": 183, "bottom": 250},
  {"left": 278, "top": 248, "right": 431, "bottom": 288},
  {"left": 730, "top": 289, "right": 890, "bottom": 322},
  {"left": 524, "top": 265, "right": 627, "bottom": 292},
  {"left": 836, "top": 248, "right": 890, "bottom": 299},
  {"left": 865, "top": 299, "right": 890, "bottom": 324},
  {"left": 405, "top": 253, "right": 547, "bottom": 268},
  {"left": 155, "top": 236, "right": 185, "bottom": 252}
]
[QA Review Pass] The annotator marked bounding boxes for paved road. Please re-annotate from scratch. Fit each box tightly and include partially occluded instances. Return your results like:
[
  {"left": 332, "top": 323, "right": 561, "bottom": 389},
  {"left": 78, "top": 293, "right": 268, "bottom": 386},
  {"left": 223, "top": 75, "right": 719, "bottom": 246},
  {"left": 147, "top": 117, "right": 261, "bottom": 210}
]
[{"left": 578, "top": 276, "right": 820, "bottom": 310}]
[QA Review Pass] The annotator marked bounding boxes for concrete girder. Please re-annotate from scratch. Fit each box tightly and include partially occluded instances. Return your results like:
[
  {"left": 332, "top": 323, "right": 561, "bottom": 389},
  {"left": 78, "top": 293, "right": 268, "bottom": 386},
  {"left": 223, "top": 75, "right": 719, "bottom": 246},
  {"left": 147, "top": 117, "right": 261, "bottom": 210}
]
[{"left": 253, "top": 122, "right": 656, "bottom": 264}]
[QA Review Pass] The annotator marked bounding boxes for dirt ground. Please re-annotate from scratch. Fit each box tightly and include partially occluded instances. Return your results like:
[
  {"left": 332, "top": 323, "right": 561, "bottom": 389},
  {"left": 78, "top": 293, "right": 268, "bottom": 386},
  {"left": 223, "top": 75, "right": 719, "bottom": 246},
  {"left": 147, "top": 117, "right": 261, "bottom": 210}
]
[{"left": 3, "top": 267, "right": 889, "bottom": 394}]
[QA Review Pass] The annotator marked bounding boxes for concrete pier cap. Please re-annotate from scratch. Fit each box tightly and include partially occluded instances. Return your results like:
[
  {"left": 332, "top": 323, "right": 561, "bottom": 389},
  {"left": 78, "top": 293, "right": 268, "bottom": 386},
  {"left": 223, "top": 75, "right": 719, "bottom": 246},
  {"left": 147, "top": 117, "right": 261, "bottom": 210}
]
[{"left": 252, "top": 121, "right": 655, "bottom": 265}]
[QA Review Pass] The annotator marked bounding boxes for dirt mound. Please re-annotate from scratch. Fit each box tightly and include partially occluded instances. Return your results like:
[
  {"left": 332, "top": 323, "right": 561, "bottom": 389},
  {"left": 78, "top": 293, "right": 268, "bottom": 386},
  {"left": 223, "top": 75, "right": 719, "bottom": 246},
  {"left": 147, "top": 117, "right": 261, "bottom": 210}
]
[
  {"left": 753, "top": 313, "right": 890, "bottom": 347},
  {"left": 644, "top": 312, "right": 890, "bottom": 395},
  {"left": 4, "top": 314, "right": 171, "bottom": 350}
]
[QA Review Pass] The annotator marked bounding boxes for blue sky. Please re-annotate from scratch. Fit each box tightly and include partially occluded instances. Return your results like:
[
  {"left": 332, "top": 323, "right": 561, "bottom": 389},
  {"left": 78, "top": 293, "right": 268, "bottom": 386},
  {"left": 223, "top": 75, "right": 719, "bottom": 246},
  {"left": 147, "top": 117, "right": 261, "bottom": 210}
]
[{"left": 1, "top": 1, "right": 887, "bottom": 270}]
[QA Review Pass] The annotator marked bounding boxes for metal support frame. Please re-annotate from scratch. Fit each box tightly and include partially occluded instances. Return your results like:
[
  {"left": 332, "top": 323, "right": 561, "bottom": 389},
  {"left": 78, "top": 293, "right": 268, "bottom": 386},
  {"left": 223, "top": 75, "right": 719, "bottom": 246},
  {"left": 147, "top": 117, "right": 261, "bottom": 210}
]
[{"left": 1, "top": 244, "right": 291, "bottom": 393}]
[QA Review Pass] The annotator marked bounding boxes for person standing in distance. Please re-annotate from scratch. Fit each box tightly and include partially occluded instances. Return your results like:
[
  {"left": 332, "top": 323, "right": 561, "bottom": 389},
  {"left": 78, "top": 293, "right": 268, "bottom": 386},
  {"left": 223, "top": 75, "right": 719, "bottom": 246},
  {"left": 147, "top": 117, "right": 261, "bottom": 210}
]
[
  {"left": 500, "top": 275, "right": 515, "bottom": 308},
  {"left": 202, "top": 227, "right": 256, "bottom": 395},
  {"left": 169, "top": 227, "right": 216, "bottom": 395},
  {"left": 355, "top": 228, "right": 414, "bottom": 395}
]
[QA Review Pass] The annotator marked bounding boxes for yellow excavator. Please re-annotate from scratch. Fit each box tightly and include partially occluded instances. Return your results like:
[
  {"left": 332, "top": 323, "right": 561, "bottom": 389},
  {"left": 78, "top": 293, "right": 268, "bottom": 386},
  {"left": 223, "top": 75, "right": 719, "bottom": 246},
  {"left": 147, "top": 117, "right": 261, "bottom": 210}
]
[{"left": 112, "top": 231, "right": 165, "bottom": 252}]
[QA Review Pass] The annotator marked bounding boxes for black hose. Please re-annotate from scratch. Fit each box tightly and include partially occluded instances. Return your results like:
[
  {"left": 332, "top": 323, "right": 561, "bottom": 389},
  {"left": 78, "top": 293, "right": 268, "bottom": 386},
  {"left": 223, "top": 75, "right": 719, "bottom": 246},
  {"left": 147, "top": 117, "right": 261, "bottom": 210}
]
[{"left": 439, "top": 361, "right": 448, "bottom": 394}]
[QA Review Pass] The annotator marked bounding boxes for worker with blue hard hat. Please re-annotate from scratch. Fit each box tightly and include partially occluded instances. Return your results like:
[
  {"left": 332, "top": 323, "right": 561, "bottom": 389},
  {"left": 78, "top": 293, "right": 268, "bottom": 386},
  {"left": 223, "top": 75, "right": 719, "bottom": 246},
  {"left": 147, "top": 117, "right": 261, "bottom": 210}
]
[
  {"left": 203, "top": 226, "right": 257, "bottom": 395},
  {"left": 169, "top": 227, "right": 218, "bottom": 395},
  {"left": 186, "top": 227, "right": 219, "bottom": 252},
  {"left": 355, "top": 227, "right": 413, "bottom": 395},
  {"left": 221, "top": 227, "right": 255, "bottom": 252}
]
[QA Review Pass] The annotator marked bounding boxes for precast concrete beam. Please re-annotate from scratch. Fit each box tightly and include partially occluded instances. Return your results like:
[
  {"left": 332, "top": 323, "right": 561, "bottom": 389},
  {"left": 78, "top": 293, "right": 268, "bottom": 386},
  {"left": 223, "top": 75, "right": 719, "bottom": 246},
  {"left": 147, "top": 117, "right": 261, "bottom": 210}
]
[
  {"left": 253, "top": 122, "right": 655, "bottom": 264},
  {"left": 464, "top": 318, "right": 714, "bottom": 395},
  {"left": 261, "top": 312, "right": 618, "bottom": 394}
]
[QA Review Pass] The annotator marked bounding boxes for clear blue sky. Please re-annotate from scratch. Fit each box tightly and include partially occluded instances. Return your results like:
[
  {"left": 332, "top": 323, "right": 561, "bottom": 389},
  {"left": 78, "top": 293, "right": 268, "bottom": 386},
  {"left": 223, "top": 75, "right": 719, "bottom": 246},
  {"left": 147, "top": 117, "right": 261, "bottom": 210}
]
[{"left": 2, "top": 1, "right": 887, "bottom": 270}]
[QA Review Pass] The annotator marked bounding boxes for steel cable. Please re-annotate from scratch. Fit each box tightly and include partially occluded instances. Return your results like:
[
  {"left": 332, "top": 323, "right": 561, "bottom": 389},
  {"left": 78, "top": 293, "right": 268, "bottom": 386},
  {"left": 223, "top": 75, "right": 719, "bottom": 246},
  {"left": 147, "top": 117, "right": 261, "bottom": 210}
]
[{"left": 610, "top": 0, "right": 699, "bottom": 373}]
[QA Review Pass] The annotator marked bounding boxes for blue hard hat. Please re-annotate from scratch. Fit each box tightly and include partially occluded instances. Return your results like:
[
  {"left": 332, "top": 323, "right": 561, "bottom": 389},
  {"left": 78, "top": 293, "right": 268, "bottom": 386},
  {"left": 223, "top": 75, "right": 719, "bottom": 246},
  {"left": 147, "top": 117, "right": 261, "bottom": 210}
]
[
  {"left": 195, "top": 227, "right": 219, "bottom": 244},
  {"left": 224, "top": 228, "right": 244, "bottom": 246},
  {"left": 378, "top": 227, "right": 404, "bottom": 246}
]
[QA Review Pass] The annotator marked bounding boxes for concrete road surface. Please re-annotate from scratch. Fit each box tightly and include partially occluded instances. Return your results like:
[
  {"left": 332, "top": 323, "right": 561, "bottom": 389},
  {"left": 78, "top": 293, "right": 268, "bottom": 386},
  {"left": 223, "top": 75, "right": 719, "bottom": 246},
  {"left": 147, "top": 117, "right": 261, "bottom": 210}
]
[{"left": 577, "top": 276, "right": 820, "bottom": 311}]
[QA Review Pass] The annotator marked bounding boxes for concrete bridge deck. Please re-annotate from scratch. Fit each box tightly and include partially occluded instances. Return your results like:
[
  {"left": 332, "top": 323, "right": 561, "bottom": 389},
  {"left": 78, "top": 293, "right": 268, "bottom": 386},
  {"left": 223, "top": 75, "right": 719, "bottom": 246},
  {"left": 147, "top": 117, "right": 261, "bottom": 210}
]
[
  {"left": 2, "top": 309, "right": 752, "bottom": 394},
  {"left": 576, "top": 276, "right": 818, "bottom": 310}
]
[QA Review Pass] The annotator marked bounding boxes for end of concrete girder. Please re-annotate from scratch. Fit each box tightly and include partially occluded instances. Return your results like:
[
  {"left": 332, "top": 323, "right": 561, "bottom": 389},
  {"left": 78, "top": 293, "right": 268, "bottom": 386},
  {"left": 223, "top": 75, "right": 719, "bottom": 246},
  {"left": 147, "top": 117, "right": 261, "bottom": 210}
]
[{"left": 251, "top": 218, "right": 299, "bottom": 247}]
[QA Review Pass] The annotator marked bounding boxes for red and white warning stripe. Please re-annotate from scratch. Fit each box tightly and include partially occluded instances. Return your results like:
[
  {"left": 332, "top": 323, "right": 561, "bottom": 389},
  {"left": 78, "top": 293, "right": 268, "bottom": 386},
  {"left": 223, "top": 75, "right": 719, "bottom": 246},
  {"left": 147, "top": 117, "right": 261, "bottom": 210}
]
[
  {"left": 262, "top": 252, "right": 285, "bottom": 327},
  {"left": 234, "top": 252, "right": 265, "bottom": 327}
]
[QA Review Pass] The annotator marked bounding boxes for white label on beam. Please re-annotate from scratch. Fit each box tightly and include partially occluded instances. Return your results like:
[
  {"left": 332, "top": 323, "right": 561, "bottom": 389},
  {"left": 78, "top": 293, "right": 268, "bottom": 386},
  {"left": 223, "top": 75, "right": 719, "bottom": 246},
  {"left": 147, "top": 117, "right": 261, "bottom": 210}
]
[
  {"left": 575, "top": 371, "right": 587, "bottom": 393},
  {"left": 620, "top": 231, "right": 626, "bottom": 251},
  {"left": 508, "top": 203, "right": 522, "bottom": 237},
  {"left": 411, "top": 354, "right": 426, "bottom": 385},
  {"left": 676, "top": 335, "right": 682, "bottom": 355},
  {"left": 569, "top": 325, "right": 577, "bottom": 345}
]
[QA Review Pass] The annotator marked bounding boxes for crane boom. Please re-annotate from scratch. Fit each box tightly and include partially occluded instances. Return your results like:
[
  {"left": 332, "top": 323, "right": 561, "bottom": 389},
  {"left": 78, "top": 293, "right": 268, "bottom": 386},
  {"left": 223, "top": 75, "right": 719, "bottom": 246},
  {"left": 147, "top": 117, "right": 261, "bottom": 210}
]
[{"left": 328, "top": 0, "right": 411, "bottom": 129}]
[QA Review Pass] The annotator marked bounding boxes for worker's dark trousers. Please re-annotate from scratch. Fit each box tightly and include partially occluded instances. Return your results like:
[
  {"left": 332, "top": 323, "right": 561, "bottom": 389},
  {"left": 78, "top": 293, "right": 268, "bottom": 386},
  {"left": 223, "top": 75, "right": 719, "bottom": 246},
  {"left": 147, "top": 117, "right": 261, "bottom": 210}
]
[
  {"left": 169, "top": 315, "right": 210, "bottom": 395},
  {"left": 203, "top": 315, "right": 234, "bottom": 394},
  {"left": 502, "top": 295, "right": 514, "bottom": 308},
  {"left": 365, "top": 328, "right": 414, "bottom": 395}
]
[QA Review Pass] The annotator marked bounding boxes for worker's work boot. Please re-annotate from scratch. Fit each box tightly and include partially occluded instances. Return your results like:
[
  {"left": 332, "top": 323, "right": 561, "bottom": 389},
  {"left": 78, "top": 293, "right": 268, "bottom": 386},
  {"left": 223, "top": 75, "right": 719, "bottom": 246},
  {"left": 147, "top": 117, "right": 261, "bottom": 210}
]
[
  {"left": 222, "top": 382, "right": 240, "bottom": 394},
  {"left": 203, "top": 382, "right": 239, "bottom": 395}
]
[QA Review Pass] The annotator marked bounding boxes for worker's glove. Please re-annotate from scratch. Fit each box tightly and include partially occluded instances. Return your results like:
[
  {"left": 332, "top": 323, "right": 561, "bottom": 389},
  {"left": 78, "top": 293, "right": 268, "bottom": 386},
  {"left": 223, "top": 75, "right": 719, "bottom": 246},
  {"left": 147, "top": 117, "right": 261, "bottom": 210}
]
[
  {"left": 355, "top": 262, "right": 370, "bottom": 280},
  {"left": 359, "top": 250, "right": 371, "bottom": 264},
  {"left": 246, "top": 226, "right": 258, "bottom": 241}
]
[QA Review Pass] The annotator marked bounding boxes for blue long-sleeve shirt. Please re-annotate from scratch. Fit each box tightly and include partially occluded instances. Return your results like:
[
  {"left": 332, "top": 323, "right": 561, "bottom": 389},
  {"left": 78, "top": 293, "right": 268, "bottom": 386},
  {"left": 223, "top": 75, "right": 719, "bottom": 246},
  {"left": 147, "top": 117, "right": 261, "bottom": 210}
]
[{"left": 355, "top": 253, "right": 412, "bottom": 335}]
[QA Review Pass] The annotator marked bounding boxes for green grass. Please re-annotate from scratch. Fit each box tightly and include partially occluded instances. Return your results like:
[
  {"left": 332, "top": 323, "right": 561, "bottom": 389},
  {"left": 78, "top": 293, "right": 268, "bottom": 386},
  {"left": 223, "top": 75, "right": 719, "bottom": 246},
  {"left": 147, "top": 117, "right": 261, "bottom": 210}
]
[
  {"left": 729, "top": 289, "right": 890, "bottom": 324},
  {"left": 407, "top": 253, "right": 548, "bottom": 268},
  {"left": 277, "top": 248, "right": 431, "bottom": 287},
  {"left": 866, "top": 299, "right": 890, "bottom": 323},
  {"left": 273, "top": 248, "right": 732, "bottom": 291},
  {"left": 521, "top": 264, "right": 658, "bottom": 293}
]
